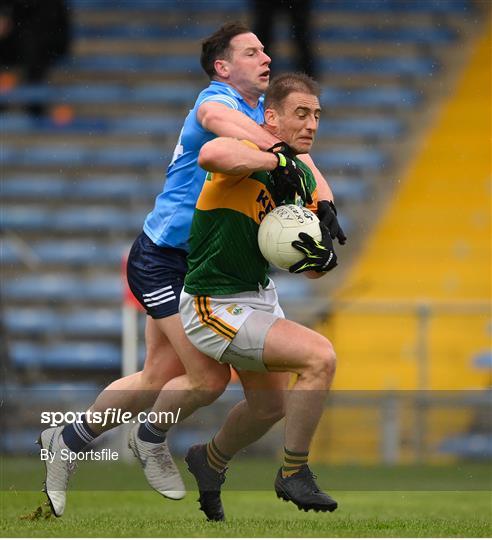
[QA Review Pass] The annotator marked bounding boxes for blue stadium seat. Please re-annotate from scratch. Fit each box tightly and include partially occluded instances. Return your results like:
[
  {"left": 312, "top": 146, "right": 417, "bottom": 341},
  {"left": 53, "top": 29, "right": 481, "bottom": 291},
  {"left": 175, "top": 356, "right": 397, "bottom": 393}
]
[
  {"left": 70, "top": 55, "right": 200, "bottom": 73},
  {"left": 58, "top": 84, "right": 127, "bottom": 103},
  {"left": 1, "top": 239, "right": 22, "bottom": 265},
  {"left": 1, "top": 84, "right": 200, "bottom": 106},
  {"left": 2, "top": 174, "right": 158, "bottom": 200},
  {"left": 313, "top": 149, "right": 387, "bottom": 171},
  {"left": 1, "top": 113, "right": 180, "bottom": 137},
  {"left": 320, "top": 57, "right": 439, "bottom": 77},
  {"left": 1, "top": 113, "right": 107, "bottom": 134},
  {"left": 74, "top": 23, "right": 216, "bottom": 40},
  {"left": 5, "top": 309, "right": 60, "bottom": 335},
  {"left": 5, "top": 308, "right": 124, "bottom": 336},
  {"left": 91, "top": 146, "right": 168, "bottom": 167},
  {"left": 53, "top": 207, "right": 144, "bottom": 232},
  {"left": 62, "top": 309, "right": 122, "bottom": 336},
  {"left": 18, "top": 145, "right": 88, "bottom": 166},
  {"left": 0, "top": 84, "right": 119, "bottom": 105},
  {"left": 73, "top": 22, "right": 457, "bottom": 45},
  {"left": 318, "top": 117, "right": 404, "bottom": 138},
  {"left": 68, "top": 0, "right": 247, "bottom": 11},
  {"left": 316, "top": 0, "right": 472, "bottom": 13},
  {"left": 72, "top": 55, "right": 143, "bottom": 71},
  {"left": 2, "top": 206, "right": 144, "bottom": 232},
  {"left": 2, "top": 113, "right": 181, "bottom": 138},
  {"left": 111, "top": 116, "right": 182, "bottom": 136},
  {"left": 2, "top": 175, "right": 68, "bottom": 198},
  {"left": 3, "top": 275, "right": 122, "bottom": 302},
  {"left": 83, "top": 278, "right": 123, "bottom": 301},
  {"left": 321, "top": 87, "right": 420, "bottom": 108},
  {"left": 318, "top": 26, "right": 458, "bottom": 44},
  {"left": 0, "top": 85, "right": 54, "bottom": 105},
  {"left": 1, "top": 114, "right": 35, "bottom": 131},
  {"left": 33, "top": 241, "right": 127, "bottom": 265},
  {"left": 73, "top": 176, "right": 160, "bottom": 199},
  {"left": 0, "top": 146, "right": 19, "bottom": 163},
  {"left": 2, "top": 206, "right": 52, "bottom": 230},
  {"left": 133, "top": 84, "right": 198, "bottom": 104},
  {"left": 3, "top": 382, "right": 100, "bottom": 402},
  {"left": 328, "top": 177, "right": 369, "bottom": 201},
  {"left": 439, "top": 433, "right": 492, "bottom": 459},
  {"left": 3, "top": 275, "right": 82, "bottom": 301},
  {"left": 10, "top": 341, "right": 121, "bottom": 369}
]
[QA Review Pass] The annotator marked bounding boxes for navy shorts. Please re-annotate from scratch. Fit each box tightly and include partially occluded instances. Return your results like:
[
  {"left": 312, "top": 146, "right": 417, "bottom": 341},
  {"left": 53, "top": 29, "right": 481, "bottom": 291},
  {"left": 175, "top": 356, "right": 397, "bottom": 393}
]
[{"left": 126, "top": 232, "right": 188, "bottom": 319}]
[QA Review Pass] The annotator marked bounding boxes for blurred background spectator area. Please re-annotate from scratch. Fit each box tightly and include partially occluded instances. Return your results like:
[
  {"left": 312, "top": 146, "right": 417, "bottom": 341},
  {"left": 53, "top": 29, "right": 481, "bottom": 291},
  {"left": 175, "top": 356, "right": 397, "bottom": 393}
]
[{"left": 1, "top": 0, "right": 490, "bottom": 464}]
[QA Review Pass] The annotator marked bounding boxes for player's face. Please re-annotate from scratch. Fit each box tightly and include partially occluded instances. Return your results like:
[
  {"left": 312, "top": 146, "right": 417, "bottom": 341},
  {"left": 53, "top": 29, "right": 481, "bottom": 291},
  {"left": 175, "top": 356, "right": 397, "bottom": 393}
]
[
  {"left": 222, "top": 33, "right": 271, "bottom": 99},
  {"left": 274, "top": 92, "right": 321, "bottom": 154}
]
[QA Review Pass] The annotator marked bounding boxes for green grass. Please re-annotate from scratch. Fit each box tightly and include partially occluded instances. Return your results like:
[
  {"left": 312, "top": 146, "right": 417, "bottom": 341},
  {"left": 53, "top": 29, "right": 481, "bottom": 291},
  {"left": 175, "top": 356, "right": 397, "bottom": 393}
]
[
  {"left": 2, "top": 490, "right": 491, "bottom": 537},
  {"left": 1, "top": 459, "right": 491, "bottom": 537}
]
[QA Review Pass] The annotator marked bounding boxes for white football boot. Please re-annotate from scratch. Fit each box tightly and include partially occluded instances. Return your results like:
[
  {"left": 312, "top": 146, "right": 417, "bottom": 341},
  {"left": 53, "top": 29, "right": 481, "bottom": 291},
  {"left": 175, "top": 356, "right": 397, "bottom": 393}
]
[
  {"left": 38, "top": 426, "right": 77, "bottom": 517},
  {"left": 128, "top": 424, "right": 185, "bottom": 499}
]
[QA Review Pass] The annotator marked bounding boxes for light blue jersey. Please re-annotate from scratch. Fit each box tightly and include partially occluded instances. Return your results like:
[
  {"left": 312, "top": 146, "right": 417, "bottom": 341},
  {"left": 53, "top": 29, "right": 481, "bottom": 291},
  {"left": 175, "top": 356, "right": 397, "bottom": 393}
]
[{"left": 143, "top": 81, "right": 265, "bottom": 251}]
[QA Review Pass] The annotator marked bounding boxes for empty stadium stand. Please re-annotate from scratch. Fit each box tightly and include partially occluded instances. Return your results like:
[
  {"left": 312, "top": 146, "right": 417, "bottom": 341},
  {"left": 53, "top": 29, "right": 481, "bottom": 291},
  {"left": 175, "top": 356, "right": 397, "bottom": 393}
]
[{"left": 1, "top": 0, "right": 487, "bottom": 445}]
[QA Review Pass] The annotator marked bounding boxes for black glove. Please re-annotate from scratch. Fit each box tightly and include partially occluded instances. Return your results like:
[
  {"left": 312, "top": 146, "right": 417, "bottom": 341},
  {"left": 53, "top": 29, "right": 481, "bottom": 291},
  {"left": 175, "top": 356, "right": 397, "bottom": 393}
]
[
  {"left": 317, "top": 200, "right": 347, "bottom": 245},
  {"left": 289, "top": 224, "right": 337, "bottom": 274},
  {"left": 268, "top": 143, "right": 313, "bottom": 206},
  {"left": 268, "top": 142, "right": 296, "bottom": 158}
]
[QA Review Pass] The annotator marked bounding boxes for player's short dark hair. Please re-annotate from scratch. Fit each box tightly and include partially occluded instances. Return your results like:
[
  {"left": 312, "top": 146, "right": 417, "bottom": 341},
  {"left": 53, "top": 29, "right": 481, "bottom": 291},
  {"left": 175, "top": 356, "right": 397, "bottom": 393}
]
[
  {"left": 264, "top": 73, "right": 320, "bottom": 110},
  {"left": 200, "top": 22, "right": 251, "bottom": 79}
]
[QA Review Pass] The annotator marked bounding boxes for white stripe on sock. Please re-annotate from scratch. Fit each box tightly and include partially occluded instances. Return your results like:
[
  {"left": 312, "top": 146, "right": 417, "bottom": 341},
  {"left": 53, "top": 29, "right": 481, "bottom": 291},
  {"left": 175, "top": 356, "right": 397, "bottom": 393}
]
[
  {"left": 73, "top": 422, "right": 94, "bottom": 444},
  {"left": 145, "top": 422, "right": 166, "bottom": 438}
]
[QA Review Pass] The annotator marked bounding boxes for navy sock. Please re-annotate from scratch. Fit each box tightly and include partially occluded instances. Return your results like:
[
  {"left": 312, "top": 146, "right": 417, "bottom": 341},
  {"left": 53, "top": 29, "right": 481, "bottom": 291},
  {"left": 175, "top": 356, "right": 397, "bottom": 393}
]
[
  {"left": 138, "top": 420, "right": 167, "bottom": 444},
  {"left": 61, "top": 413, "right": 97, "bottom": 452}
]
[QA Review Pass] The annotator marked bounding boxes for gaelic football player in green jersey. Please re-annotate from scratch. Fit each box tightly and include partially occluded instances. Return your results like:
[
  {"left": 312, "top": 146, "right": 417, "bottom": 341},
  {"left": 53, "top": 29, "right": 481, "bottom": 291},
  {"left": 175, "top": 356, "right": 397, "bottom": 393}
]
[{"left": 180, "top": 73, "right": 343, "bottom": 516}]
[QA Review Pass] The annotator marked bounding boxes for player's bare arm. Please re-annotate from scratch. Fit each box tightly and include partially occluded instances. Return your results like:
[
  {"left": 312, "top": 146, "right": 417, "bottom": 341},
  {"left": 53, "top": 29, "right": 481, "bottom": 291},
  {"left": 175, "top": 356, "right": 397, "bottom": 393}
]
[
  {"left": 197, "top": 102, "right": 280, "bottom": 150},
  {"left": 198, "top": 137, "right": 277, "bottom": 175}
]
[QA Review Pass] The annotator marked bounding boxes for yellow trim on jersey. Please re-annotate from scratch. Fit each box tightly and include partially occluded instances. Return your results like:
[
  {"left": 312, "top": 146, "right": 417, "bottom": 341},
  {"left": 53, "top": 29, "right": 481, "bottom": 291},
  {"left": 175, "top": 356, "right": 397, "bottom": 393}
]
[
  {"left": 196, "top": 174, "right": 274, "bottom": 225},
  {"left": 306, "top": 187, "right": 318, "bottom": 213},
  {"left": 196, "top": 140, "right": 274, "bottom": 224},
  {"left": 194, "top": 296, "right": 238, "bottom": 341}
]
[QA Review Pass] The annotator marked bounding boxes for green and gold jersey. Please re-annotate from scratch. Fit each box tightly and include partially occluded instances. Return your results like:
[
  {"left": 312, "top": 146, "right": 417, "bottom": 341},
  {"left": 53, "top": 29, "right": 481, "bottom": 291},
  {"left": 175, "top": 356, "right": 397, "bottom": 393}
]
[{"left": 184, "top": 141, "right": 318, "bottom": 296}]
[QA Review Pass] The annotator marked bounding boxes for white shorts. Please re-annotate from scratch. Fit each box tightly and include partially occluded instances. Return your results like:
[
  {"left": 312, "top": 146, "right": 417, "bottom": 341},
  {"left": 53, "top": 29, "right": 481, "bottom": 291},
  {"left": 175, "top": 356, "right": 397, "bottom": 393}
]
[{"left": 179, "top": 280, "right": 284, "bottom": 372}]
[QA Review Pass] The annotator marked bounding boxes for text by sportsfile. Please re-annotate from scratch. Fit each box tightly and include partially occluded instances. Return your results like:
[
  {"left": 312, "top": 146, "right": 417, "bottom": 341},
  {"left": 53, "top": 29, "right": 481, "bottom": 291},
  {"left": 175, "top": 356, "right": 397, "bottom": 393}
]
[{"left": 40, "top": 448, "right": 119, "bottom": 462}]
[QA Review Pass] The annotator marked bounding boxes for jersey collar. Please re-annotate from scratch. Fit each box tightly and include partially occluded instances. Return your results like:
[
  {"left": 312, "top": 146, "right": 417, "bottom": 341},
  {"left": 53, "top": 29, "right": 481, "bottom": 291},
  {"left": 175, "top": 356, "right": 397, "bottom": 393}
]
[{"left": 209, "top": 81, "right": 264, "bottom": 110}]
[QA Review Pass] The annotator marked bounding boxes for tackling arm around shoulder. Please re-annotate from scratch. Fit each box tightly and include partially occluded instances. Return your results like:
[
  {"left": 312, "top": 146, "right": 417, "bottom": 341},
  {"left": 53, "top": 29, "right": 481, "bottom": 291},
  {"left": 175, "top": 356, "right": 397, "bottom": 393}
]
[
  {"left": 197, "top": 101, "right": 280, "bottom": 151},
  {"left": 198, "top": 137, "right": 278, "bottom": 176}
]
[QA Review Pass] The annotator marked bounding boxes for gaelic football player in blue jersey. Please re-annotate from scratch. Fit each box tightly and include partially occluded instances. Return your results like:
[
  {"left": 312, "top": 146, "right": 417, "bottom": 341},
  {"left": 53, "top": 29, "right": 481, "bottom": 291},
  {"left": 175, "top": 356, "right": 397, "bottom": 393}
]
[{"left": 38, "top": 22, "right": 345, "bottom": 519}]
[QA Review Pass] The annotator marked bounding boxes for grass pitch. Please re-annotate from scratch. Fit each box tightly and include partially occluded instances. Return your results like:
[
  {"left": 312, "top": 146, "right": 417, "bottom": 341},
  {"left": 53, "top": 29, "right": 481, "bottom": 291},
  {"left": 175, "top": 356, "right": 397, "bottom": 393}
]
[{"left": 1, "top": 458, "right": 491, "bottom": 537}]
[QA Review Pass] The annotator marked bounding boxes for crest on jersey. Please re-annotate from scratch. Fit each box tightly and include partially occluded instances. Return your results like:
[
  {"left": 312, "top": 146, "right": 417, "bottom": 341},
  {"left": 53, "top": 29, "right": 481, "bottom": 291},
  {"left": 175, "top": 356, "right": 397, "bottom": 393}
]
[{"left": 226, "top": 304, "right": 243, "bottom": 316}]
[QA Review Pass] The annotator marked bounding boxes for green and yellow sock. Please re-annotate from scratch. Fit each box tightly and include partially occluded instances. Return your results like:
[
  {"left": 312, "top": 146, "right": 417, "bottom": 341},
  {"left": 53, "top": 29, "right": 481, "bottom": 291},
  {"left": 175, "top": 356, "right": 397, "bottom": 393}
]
[
  {"left": 282, "top": 447, "right": 309, "bottom": 478},
  {"left": 206, "top": 437, "right": 231, "bottom": 473}
]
